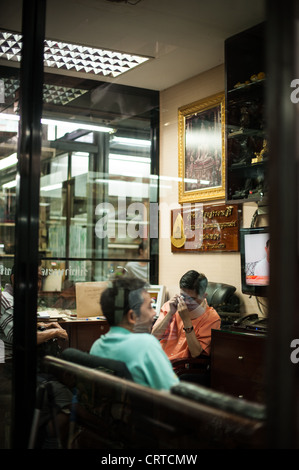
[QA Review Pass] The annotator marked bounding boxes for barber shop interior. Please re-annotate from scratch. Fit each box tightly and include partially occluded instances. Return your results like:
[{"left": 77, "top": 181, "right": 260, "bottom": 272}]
[{"left": 0, "top": 0, "right": 298, "bottom": 453}]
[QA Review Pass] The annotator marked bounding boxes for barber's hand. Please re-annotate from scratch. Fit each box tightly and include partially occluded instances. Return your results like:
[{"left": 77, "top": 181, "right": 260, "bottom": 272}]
[
  {"left": 53, "top": 328, "right": 68, "bottom": 341},
  {"left": 168, "top": 294, "right": 181, "bottom": 315},
  {"left": 37, "top": 323, "right": 68, "bottom": 344},
  {"left": 44, "top": 322, "right": 68, "bottom": 340},
  {"left": 37, "top": 321, "right": 62, "bottom": 330},
  {"left": 45, "top": 321, "right": 61, "bottom": 329},
  {"left": 47, "top": 321, "right": 68, "bottom": 340}
]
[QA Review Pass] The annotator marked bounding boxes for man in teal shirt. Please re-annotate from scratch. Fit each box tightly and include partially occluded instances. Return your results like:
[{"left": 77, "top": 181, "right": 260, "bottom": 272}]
[{"left": 90, "top": 278, "right": 178, "bottom": 391}]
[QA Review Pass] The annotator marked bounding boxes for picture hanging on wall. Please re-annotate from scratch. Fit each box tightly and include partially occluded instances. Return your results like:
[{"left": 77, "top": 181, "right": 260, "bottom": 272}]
[{"left": 178, "top": 92, "right": 225, "bottom": 203}]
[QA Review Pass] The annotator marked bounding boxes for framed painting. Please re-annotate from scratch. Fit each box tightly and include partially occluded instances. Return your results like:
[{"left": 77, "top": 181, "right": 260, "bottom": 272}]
[{"left": 178, "top": 92, "right": 225, "bottom": 203}]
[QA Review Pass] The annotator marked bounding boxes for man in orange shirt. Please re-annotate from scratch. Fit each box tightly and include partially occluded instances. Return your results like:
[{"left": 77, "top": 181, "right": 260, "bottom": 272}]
[{"left": 151, "top": 270, "right": 220, "bottom": 360}]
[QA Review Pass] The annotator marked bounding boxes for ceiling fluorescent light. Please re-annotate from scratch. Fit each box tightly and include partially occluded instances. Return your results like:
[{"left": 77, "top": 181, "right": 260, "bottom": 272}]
[
  {"left": 0, "top": 113, "right": 114, "bottom": 134},
  {"left": 109, "top": 153, "right": 151, "bottom": 163},
  {"left": 2, "top": 179, "right": 17, "bottom": 189},
  {"left": 0, "top": 152, "right": 18, "bottom": 170},
  {"left": 111, "top": 136, "right": 151, "bottom": 147},
  {"left": 40, "top": 183, "right": 62, "bottom": 191},
  {"left": 41, "top": 118, "right": 114, "bottom": 134},
  {"left": 0, "top": 30, "right": 150, "bottom": 78},
  {"left": 0, "top": 113, "right": 19, "bottom": 121}
]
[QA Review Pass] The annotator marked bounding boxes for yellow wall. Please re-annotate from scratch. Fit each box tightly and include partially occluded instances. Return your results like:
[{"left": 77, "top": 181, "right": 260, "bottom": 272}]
[{"left": 159, "top": 64, "right": 267, "bottom": 315}]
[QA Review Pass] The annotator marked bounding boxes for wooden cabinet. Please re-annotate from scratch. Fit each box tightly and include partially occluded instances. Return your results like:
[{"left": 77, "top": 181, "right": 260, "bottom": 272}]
[{"left": 211, "top": 329, "right": 266, "bottom": 403}]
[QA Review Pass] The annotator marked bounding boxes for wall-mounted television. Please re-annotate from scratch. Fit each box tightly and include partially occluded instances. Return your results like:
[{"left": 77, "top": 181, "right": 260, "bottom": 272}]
[{"left": 240, "top": 226, "right": 270, "bottom": 297}]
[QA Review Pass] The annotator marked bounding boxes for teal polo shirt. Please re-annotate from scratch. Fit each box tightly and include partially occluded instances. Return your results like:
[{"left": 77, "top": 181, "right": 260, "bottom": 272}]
[{"left": 90, "top": 326, "right": 179, "bottom": 391}]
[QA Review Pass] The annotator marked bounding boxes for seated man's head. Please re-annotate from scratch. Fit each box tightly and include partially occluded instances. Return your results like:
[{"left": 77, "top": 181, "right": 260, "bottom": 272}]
[
  {"left": 138, "top": 240, "right": 148, "bottom": 259},
  {"left": 179, "top": 270, "right": 208, "bottom": 310},
  {"left": 100, "top": 277, "right": 155, "bottom": 332}
]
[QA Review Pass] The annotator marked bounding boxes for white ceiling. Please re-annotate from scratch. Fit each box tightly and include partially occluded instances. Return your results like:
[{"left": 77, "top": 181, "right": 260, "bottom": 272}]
[{"left": 0, "top": 0, "right": 265, "bottom": 91}]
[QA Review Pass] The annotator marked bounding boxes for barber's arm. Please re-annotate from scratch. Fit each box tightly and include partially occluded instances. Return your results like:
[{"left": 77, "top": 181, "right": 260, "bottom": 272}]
[
  {"left": 177, "top": 297, "right": 203, "bottom": 358},
  {"left": 151, "top": 295, "right": 179, "bottom": 339},
  {"left": 37, "top": 321, "right": 68, "bottom": 344}
]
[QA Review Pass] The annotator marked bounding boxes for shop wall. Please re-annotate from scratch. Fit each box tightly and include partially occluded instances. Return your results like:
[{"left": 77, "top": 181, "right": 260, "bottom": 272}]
[{"left": 159, "top": 64, "right": 264, "bottom": 315}]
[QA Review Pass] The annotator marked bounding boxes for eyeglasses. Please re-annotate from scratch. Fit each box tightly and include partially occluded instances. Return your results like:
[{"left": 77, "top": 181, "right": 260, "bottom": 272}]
[
  {"left": 179, "top": 292, "right": 201, "bottom": 311},
  {"left": 180, "top": 293, "right": 194, "bottom": 302}
]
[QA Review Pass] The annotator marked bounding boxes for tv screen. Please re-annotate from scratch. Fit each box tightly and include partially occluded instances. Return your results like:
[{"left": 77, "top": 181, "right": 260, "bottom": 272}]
[{"left": 240, "top": 226, "right": 269, "bottom": 297}]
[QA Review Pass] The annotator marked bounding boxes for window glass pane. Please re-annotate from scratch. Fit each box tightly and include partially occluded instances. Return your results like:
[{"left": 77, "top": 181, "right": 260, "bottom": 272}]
[
  {"left": 38, "top": 258, "right": 150, "bottom": 310},
  {"left": 38, "top": 72, "right": 158, "bottom": 313},
  {"left": 71, "top": 152, "right": 89, "bottom": 177},
  {"left": 0, "top": 24, "right": 158, "bottom": 449}
]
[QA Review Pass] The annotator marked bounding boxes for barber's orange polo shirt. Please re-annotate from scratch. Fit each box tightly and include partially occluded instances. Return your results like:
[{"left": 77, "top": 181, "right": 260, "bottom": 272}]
[{"left": 157, "top": 301, "right": 221, "bottom": 360}]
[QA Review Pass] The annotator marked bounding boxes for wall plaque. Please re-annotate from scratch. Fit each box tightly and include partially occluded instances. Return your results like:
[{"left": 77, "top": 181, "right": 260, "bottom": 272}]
[{"left": 171, "top": 203, "right": 241, "bottom": 253}]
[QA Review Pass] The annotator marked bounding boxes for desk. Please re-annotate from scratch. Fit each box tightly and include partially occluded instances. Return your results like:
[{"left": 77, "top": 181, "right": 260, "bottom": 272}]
[
  {"left": 211, "top": 329, "right": 266, "bottom": 403},
  {"left": 62, "top": 319, "right": 109, "bottom": 352},
  {"left": 39, "top": 308, "right": 110, "bottom": 352},
  {"left": 46, "top": 318, "right": 109, "bottom": 352}
]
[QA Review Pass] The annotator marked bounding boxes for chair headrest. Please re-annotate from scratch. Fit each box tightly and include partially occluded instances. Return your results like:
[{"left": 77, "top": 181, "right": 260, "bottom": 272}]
[{"left": 206, "top": 282, "right": 236, "bottom": 306}]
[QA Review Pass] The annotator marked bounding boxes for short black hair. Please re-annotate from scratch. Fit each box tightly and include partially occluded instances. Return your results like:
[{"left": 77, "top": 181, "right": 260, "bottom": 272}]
[
  {"left": 179, "top": 270, "right": 208, "bottom": 297},
  {"left": 100, "top": 277, "right": 146, "bottom": 326}
]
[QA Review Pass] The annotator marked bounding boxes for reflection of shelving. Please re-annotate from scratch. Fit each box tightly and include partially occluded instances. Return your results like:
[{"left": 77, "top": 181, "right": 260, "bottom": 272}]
[
  {"left": 229, "top": 159, "right": 267, "bottom": 170},
  {"left": 227, "top": 78, "right": 265, "bottom": 95},
  {"left": 225, "top": 23, "right": 268, "bottom": 204},
  {"left": 0, "top": 220, "right": 15, "bottom": 254},
  {"left": 228, "top": 129, "right": 264, "bottom": 139},
  {"left": 108, "top": 243, "right": 138, "bottom": 250}
]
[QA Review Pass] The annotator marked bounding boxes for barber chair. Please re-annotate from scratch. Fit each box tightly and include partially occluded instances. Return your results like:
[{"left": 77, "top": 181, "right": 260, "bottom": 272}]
[
  {"left": 206, "top": 282, "right": 240, "bottom": 313},
  {"left": 206, "top": 281, "right": 242, "bottom": 327}
]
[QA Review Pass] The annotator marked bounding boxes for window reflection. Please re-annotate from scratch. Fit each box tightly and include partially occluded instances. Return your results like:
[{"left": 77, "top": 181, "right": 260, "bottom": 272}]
[
  {"left": 0, "top": 114, "right": 154, "bottom": 289},
  {"left": 38, "top": 117, "right": 152, "bottom": 309},
  {"left": 0, "top": 54, "right": 158, "bottom": 449},
  {"left": 0, "top": 71, "right": 158, "bottom": 322}
]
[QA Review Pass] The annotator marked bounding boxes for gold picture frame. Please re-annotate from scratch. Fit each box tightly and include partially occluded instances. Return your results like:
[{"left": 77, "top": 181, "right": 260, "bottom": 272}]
[{"left": 178, "top": 92, "right": 225, "bottom": 203}]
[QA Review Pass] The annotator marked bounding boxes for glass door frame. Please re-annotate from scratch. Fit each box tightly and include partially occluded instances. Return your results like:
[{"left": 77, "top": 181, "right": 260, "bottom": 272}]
[{"left": 11, "top": 0, "right": 46, "bottom": 448}]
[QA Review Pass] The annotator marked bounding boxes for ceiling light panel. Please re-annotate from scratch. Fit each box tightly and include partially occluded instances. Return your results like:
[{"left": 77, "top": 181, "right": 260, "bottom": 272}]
[
  {"left": 1, "top": 77, "right": 89, "bottom": 106},
  {"left": 0, "top": 31, "right": 150, "bottom": 77}
]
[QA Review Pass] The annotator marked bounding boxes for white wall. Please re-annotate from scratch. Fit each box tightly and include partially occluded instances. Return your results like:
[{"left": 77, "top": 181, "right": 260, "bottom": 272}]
[{"left": 159, "top": 64, "right": 267, "bottom": 315}]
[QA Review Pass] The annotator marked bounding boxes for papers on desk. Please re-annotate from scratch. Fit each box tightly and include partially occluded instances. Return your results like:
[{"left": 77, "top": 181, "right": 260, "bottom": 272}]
[
  {"left": 37, "top": 309, "right": 70, "bottom": 321},
  {"left": 37, "top": 311, "right": 51, "bottom": 320}
]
